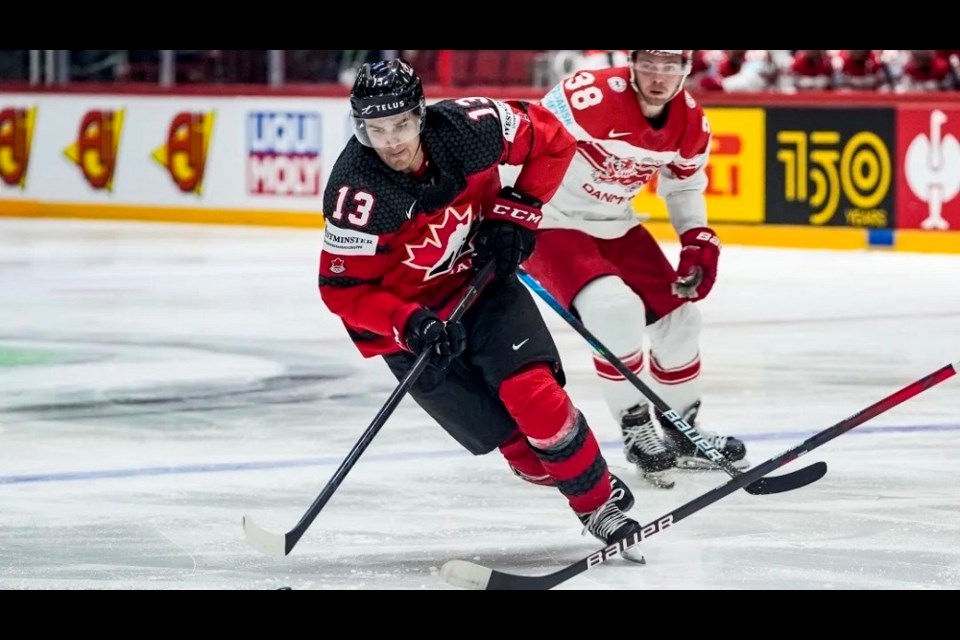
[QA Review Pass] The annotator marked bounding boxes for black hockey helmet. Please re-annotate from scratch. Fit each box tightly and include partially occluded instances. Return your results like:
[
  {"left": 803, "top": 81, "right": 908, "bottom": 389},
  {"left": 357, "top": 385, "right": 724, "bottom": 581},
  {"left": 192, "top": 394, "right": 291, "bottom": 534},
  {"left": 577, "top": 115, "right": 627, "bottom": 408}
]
[{"left": 350, "top": 59, "right": 427, "bottom": 148}]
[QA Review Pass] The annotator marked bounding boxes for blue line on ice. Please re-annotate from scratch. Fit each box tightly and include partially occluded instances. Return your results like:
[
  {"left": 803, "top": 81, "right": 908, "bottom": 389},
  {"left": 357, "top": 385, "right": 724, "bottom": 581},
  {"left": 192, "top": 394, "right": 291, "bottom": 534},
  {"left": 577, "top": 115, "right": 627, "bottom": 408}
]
[{"left": 2, "top": 422, "right": 958, "bottom": 486}]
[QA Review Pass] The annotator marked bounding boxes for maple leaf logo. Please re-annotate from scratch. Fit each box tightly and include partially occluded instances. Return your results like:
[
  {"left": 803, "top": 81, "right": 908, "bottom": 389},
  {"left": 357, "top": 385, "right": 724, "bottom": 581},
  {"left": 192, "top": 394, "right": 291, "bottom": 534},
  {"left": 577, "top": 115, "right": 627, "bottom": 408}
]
[{"left": 403, "top": 205, "right": 476, "bottom": 281}]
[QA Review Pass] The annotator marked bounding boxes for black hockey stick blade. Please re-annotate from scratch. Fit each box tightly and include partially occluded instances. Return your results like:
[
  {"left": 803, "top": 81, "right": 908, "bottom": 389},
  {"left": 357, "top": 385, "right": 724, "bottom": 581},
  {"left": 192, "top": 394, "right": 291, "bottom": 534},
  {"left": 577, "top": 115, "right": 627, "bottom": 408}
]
[
  {"left": 441, "top": 360, "right": 958, "bottom": 590},
  {"left": 742, "top": 460, "right": 827, "bottom": 495}
]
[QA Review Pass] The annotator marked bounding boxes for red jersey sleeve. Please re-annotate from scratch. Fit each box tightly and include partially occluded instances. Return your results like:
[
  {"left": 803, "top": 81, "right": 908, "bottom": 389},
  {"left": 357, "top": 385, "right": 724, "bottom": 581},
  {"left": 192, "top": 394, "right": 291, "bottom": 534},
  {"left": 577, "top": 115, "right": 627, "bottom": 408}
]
[
  {"left": 319, "top": 222, "right": 421, "bottom": 343},
  {"left": 662, "top": 93, "right": 711, "bottom": 184},
  {"left": 499, "top": 100, "right": 577, "bottom": 204}
]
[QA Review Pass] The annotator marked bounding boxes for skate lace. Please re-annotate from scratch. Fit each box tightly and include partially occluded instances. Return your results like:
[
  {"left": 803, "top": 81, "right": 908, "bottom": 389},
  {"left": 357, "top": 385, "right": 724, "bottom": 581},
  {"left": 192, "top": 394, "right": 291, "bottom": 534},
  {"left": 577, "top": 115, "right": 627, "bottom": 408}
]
[
  {"left": 609, "top": 483, "right": 626, "bottom": 504},
  {"left": 582, "top": 502, "right": 631, "bottom": 541},
  {"left": 622, "top": 420, "right": 667, "bottom": 455},
  {"left": 677, "top": 403, "right": 730, "bottom": 452}
]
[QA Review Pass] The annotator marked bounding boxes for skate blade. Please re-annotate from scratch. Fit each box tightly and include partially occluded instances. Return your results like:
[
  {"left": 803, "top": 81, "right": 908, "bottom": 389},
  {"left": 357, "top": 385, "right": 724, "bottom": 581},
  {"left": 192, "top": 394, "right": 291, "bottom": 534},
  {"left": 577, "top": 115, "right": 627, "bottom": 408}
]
[
  {"left": 622, "top": 546, "right": 646, "bottom": 564},
  {"left": 677, "top": 456, "right": 750, "bottom": 471},
  {"left": 642, "top": 469, "right": 676, "bottom": 489}
]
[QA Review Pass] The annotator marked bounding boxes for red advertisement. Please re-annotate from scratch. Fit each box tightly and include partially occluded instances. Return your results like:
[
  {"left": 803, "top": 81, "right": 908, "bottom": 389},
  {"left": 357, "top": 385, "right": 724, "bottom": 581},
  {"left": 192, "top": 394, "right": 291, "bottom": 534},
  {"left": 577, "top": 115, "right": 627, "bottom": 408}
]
[
  {"left": 63, "top": 109, "right": 125, "bottom": 191},
  {"left": 152, "top": 112, "right": 215, "bottom": 194},
  {"left": 0, "top": 107, "right": 36, "bottom": 189},
  {"left": 897, "top": 107, "right": 960, "bottom": 230}
]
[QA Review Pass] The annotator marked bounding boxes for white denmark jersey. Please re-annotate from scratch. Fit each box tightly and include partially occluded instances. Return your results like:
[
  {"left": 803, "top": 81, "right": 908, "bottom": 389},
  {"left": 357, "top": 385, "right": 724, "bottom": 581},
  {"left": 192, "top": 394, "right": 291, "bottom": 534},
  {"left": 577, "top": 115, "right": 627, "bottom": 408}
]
[{"left": 536, "top": 67, "right": 713, "bottom": 239}]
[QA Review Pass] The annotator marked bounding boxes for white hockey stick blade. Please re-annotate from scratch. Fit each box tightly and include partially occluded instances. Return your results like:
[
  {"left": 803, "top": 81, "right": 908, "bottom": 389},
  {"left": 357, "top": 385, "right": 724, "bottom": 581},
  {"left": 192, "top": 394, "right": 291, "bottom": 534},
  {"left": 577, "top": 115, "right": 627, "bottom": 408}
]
[
  {"left": 440, "top": 560, "right": 493, "bottom": 590},
  {"left": 243, "top": 515, "right": 288, "bottom": 558}
]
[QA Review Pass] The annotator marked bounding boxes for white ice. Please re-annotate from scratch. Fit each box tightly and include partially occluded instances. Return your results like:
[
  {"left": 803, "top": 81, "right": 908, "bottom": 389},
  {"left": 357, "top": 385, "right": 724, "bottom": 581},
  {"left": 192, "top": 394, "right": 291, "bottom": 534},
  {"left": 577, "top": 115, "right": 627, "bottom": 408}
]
[{"left": 1, "top": 218, "right": 959, "bottom": 590}]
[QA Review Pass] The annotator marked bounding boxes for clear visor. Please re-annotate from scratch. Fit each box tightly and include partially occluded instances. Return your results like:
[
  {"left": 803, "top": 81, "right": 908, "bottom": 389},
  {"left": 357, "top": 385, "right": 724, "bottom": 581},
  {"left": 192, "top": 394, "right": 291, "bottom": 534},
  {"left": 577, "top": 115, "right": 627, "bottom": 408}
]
[
  {"left": 352, "top": 107, "right": 425, "bottom": 148},
  {"left": 633, "top": 58, "right": 690, "bottom": 76}
]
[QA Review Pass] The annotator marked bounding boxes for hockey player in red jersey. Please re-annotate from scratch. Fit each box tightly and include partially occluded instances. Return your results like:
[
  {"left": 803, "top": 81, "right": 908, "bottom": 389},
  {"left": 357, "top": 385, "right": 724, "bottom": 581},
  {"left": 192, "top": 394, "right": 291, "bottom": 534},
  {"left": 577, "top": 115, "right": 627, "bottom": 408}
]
[
  {"left": 319, "top": 59, "right": 641, "bottom": 548},
  {"left": 524, "top": 49, "right": 749, "bottom": 487}
]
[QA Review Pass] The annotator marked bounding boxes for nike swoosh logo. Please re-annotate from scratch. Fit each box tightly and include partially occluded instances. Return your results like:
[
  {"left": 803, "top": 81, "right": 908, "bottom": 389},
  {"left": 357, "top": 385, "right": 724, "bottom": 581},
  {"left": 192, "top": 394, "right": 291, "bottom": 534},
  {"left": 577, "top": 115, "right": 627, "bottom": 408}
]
[
  {"left": 609, "top": 130, "right": 631, "bottom": 139},
  {"left": 405, "top": 202, "right": 417, "bottom": 219},
  {"left": 512, "top": 339, "right": 530, "bottom": 351}
]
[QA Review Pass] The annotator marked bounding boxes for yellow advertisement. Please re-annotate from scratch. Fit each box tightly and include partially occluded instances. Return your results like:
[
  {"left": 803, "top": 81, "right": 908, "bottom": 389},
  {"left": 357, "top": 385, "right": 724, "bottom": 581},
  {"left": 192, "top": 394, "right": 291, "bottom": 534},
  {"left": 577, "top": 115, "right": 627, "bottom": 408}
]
[{"left": 633, "top": 108, "right": 765, "bottom": 224}]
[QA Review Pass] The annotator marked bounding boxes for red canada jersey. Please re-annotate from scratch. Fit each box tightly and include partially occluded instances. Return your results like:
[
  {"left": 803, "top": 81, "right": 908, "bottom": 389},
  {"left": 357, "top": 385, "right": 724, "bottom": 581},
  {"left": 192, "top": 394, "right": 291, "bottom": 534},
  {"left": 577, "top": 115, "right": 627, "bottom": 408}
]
[
  {"left": 537, "top": 66, "right": 711, "bottom": 238},
  {"left": 319, "top": 98, "right": 575, "bottom": 358}
]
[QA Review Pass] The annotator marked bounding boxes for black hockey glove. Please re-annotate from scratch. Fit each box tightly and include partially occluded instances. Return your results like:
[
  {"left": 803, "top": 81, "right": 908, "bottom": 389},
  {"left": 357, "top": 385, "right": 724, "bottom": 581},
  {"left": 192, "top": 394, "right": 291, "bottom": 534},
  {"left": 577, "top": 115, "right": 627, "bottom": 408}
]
[
  {"left": 474, "top": 187, "right": 542, "bottom": 281},
  {"left": 403, "top": 308, "right": 467, "bottom": 370}
]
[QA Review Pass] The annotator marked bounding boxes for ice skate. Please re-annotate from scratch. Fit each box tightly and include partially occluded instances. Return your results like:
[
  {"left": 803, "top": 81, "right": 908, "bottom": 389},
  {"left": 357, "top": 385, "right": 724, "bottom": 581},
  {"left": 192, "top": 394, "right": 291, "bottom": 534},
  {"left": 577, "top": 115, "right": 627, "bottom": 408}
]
[
  {"left": 658, "top": 401, "right": 749, "bottom": 470},
  {"left": 609, "top": 472, "right": 635, "bottom": 512},
  {"left": 577, "top": 486, "right": 645, "bottom": 563},
  {"left": 621, "top": 404, "right": 676, "bottom": 489}
]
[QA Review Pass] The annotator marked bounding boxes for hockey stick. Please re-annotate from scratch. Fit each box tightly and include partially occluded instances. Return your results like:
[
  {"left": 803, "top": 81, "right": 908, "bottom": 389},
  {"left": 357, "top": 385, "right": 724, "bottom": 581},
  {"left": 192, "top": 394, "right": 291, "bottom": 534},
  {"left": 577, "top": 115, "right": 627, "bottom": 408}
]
[
  {"left": 518, "top": 268, "right": 824, "bottom": 495},
  {"left": 441, "top": 359, "right": 958, "bottom": 590},
  {"left": 243, "top": 261, "right": 496, "bottom": 558}
]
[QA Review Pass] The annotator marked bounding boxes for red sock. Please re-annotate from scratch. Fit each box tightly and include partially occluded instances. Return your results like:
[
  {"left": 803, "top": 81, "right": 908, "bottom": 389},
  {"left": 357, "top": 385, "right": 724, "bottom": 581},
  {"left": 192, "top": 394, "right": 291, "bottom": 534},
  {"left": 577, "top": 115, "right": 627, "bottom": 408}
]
[
  {"left": 498, "top": 430, "right": 551, "bottom": 486},
  {"left": 500, "top": 365, "right": 611, "bottom": 514}
]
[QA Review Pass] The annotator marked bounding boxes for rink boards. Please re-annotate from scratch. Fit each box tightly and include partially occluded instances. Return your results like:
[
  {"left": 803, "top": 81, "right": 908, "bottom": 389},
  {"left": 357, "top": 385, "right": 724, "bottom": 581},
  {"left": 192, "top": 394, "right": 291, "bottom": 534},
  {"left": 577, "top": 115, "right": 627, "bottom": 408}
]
[{"left": 0, "top": 90, "right": 958, "bottom": 253}]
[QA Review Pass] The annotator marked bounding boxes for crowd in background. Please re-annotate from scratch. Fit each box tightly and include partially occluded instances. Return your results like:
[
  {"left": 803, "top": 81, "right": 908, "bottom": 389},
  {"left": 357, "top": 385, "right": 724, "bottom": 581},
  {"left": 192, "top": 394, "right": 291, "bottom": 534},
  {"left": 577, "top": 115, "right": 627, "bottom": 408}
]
[
  {"left": 574, "top": 49, "right": 960, "bottom": 93},
  {"left": 1, "top": 50, "right": 958, "bottom": 92}
]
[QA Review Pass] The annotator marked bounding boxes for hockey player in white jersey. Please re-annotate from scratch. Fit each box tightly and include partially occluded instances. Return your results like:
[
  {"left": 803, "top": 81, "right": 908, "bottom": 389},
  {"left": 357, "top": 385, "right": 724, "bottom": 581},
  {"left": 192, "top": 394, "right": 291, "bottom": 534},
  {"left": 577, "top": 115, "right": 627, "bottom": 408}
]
[{"left": 523, "top": 49, "right": 749, "bottom": 487}]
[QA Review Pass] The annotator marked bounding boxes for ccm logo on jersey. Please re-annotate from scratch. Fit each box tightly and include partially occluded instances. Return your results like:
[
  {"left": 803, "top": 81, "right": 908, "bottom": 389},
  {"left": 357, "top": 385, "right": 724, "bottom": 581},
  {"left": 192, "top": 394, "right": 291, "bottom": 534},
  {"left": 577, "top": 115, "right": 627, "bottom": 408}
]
[{"left": 491, "top": 203, "right": 543, "bottom": 226}]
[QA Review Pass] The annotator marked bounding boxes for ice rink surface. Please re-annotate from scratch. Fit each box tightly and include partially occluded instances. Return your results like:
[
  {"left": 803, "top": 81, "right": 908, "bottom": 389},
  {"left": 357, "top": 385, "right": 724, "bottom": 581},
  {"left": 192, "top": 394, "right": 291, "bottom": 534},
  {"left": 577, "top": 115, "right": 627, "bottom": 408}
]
[{"left": 1, "top": 218, "right": 959, "bottom": 590}]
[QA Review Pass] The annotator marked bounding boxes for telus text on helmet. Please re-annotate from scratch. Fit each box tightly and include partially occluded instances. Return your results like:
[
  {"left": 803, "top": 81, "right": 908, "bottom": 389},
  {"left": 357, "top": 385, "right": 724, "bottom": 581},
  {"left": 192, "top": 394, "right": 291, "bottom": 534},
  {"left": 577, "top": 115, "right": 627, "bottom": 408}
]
[{"left": 361, "top": 102, "right": 407, "bottom": 116}]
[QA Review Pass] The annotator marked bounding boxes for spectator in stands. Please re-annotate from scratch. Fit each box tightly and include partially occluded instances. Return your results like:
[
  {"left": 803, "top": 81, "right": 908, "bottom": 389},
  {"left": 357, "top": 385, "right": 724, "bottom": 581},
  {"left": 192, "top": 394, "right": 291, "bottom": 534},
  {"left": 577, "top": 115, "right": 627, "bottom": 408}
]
[
  {"left": 788, "top": 50, "right": 834, "bottom": 91},
  {"left": 934, "top": 50, "right": 960, "bottom": 89},
  {"left": 685, "top": 50, "right": 715, "bottom": 88},
  {"left": 579, "top": 50, "right": 631, "bottom": 70},
  {"left": 835, "top": 50, "right": 891, "bottom": 91},
  {"left": 898, "top": 49, "right": 952, "bottom": 91},
  {"left": 698, "top": 50, "right": 776, "bottom": 92}
]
